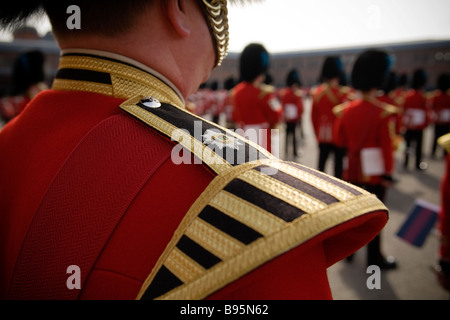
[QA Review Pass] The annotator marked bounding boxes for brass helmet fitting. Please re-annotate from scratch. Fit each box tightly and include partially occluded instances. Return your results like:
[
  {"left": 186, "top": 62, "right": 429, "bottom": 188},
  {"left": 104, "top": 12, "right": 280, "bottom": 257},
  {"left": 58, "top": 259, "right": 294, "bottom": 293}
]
[{"left": 200, "top": 0, "right": 229, "bottom": 67}]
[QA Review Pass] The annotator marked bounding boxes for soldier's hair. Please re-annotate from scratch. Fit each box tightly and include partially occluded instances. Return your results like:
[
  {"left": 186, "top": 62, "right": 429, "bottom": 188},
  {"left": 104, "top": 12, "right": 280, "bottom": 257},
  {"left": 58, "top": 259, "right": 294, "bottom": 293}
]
[
  {"left": 0, "top": 1, "right": 156, "bottom": 38},
  {"left": 351, "top": 49, "right": 391, "bottom": 92}
]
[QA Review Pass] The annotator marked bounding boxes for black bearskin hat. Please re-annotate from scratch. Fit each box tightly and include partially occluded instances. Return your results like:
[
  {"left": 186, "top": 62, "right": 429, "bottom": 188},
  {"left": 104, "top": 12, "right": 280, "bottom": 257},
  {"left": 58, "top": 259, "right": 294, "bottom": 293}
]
[
  {"left": 411, "top": 68, "right": 427, "bottom": 90},
  {"left": 320, "top": 56, "right": 343, "bottom": 81},
  {"left": 351, "top": 49, "right": 391, "bottom": 92},
  {"left": 286, "top": 69, "right": 302, "bottom": 87},
  {"left": 437, "top": 73, "right": 450, "bottom": 92},
  {"left": 239, "top": 43, "right": 270, "bottom": 82}
]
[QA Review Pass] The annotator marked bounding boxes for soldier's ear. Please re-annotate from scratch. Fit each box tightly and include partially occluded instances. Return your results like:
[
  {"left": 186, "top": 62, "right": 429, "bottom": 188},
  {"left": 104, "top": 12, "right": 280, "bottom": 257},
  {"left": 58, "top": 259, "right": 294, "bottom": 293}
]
[{"left": 166, "top": 0, "right": 191, "bottom": 38}]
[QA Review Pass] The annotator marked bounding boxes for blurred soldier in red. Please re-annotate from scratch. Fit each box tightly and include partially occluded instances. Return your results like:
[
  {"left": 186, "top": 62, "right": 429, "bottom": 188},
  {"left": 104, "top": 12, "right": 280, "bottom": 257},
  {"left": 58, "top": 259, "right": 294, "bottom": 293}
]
[
  {"left": 280, "top": 68, "right": 304, "bottom": 160},
  {"left": 402, "top": 69, "right": 430, "bottom": 170},
  {"left": 430, "top": 73, "right": 450, "bottom": 159},
  {"left": 436, "top": 133, "right": 450, "bottom": 291},
  {"left": 232, "top": 43, "right": 282, "bottom": 153},
  {"left": 0, "top": 1, "right": 389, "bottom": 300},
  {"left": 311, "top": 56, "right": 348, "bottom": 178},
  {"left": 334, "top": 49, "right": 397, "bottom": 269},
  {"left": 377, "top": 71, "right": 403, "bottom": 149}
]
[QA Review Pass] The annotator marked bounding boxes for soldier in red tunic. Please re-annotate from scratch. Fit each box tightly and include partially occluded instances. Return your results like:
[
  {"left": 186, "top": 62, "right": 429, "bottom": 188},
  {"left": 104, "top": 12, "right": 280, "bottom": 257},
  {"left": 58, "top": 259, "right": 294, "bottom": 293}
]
[
  {"left": 334, "top": 49, "right": 397, "bottom": 269},
  {"left": 311, "top": 56, "right": 349, "bottom": 179},
  {"left": 231, "top": 43, "right": 282, "bottom": 154},
  {"left": 0, "top": 1, "right": 388, "bottom": 300},
  {"left": 430, "top": 73, "right": 450, "bottom": 159},
  {"left": 402, "top": 69, "right": 430, "bottom": 170},
  {"left": 280, "top": 68, "right": 304, "bottom": 160},
  {"left": 436, "top": 133, "right": 450, "bottom": 291}
]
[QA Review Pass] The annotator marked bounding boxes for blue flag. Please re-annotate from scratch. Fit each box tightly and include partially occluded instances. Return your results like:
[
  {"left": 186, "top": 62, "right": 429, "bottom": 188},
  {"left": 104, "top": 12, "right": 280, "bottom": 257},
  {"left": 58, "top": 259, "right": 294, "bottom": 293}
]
[{"left": 396, "top": 199, "right": 440, "bottom": 247}]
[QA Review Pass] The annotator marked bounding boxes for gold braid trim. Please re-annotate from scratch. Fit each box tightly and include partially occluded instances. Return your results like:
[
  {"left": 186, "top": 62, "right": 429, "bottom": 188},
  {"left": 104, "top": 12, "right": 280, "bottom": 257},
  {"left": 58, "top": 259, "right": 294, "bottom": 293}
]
[
  {"left": 52, "top": 55, "right": 184, "bottom": 109},
  {"left": 135, "top": 157, "right": 387, "bottom": 300}
]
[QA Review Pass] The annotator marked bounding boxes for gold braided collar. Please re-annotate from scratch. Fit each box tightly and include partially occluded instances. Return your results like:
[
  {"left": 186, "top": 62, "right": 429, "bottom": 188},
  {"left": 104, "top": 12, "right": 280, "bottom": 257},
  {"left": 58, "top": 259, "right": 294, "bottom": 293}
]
[{"left": 52, "top": 50, "right": 185, "bottom": 109}]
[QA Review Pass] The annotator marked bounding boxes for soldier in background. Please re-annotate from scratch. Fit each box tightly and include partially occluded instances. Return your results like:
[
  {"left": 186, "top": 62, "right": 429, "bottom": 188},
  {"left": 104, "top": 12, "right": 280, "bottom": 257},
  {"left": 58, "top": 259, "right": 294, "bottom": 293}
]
[
  {"left": 334, "top": 49, "right": 397, "bottom": 269},
  {"left": 280, "top": 68, "right": 304, "bottom": 160},
  {"left": 435, "top": 133, "right": 450, "bottom": 292},
  {"left": 232, "top": 43, "right": 282, "bottom": 154},
  {"left": 311, "top": 56, "right": 348, "bottom": 178},
  {"left": 430, "top": 73, "right": 450, "bottom": 159},
  {"left": 402, "top": 69, "right": 430, "bottom": 171}
]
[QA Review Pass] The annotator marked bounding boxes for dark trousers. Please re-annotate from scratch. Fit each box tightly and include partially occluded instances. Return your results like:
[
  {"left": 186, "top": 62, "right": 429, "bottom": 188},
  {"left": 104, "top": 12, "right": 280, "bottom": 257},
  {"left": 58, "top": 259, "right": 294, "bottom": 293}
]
[
  {"left": 318, "top": 143, "right": 344, "bottom": 179},
  {"left": 404, "top": 129, "right": 424, "bottom": 169},
  {"left": 285, "top": 122, "right": 299, "bottom": 157},
  {"left": 355, "top": 184, "right": 387, "bottom": 265}
]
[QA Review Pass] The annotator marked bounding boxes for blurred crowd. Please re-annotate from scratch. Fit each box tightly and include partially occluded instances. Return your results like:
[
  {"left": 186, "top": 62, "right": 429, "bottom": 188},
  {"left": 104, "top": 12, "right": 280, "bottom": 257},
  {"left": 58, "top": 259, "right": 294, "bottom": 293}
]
[{"left": 187, "top": 55, "right": 450, "bottom": 167}]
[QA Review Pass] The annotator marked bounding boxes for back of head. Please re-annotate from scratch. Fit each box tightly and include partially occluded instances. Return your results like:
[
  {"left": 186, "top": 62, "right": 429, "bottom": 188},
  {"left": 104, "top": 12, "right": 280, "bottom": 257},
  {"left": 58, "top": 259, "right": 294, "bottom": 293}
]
[
  {"left": 411, "top": 69, "right": 427, "bottom": 90},
  {"left": 0, "top": 1, "right": 152, "bottom": 38},
  {"left": 351, "top": 49, "right": 391, "bottom": 92},
  {"left": 239, "top": 43, "right": 269, "bottom": 83},
  {"left": 286, "top": 69, "right": 302, "bottom": 87},
  {"left": 320, "top": 56, "right": 343, "bottom": 82}
]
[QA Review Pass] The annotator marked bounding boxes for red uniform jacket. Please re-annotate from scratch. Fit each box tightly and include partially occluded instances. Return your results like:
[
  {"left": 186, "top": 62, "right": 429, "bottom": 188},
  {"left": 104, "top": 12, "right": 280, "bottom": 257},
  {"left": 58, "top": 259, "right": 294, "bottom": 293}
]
[
  {"left": 0, "top": 51, "right": 388, "bottom": 300},
  {"left": 334, "top": 98, "right": 395, "bottom": 185},
  {"left": 232, "top": 82, "right": 282, "bottom": 128},
  {"left": 402, "top": 89, "right": 430, "bottom": 131},
  {"left": 438, "top": 134, "right": 450, "bottom": 261},
  {"left": 231, "top": 82, "right": 282, "bottom": 152},
  {"left": 280, "top": 87, "right": 304, "bottom": 123},
  {"left": 311, "top": 83, "right": 349, "bottom": 144},
  {"left": 430, "top": 90, "right": 450, "bottom": 125},
  {"left": 377, "top": 93, "right": 403, "bottom": 136}
]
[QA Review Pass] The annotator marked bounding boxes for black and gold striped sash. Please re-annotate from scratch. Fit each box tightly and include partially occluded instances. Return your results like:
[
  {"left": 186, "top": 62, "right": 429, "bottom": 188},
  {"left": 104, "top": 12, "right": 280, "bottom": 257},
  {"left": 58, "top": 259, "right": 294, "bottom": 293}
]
[{"left": 119, "top": 96, "right": 388, "bottom": 300}]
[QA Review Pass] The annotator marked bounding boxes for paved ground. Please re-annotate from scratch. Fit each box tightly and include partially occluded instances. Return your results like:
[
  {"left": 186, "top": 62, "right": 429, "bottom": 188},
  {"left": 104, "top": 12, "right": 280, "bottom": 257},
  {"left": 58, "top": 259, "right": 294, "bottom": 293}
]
[{"left": 276, "top": 97, "right": 450, "bottom": 300}]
